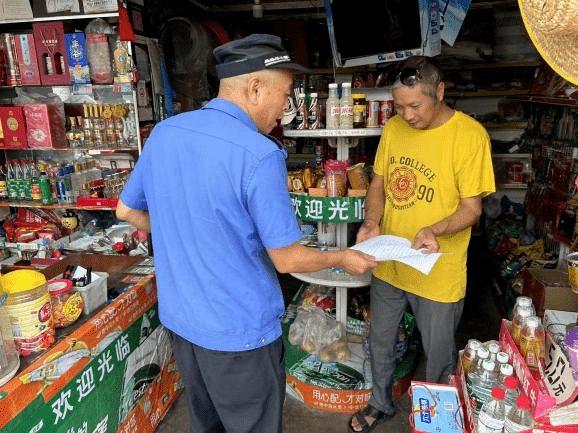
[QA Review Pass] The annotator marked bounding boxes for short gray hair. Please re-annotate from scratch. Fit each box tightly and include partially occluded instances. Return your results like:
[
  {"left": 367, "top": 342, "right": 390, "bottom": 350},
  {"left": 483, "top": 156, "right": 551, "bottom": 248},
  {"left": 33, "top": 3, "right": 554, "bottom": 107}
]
[{"left": 392, "top": 56, "right": 443, "bottom": 99}]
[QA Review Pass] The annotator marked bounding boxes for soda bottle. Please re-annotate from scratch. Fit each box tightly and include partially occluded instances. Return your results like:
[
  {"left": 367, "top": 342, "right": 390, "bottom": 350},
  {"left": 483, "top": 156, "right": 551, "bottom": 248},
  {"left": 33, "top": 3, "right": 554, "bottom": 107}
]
[
  {"left": 0, "top": 164, "right": 7, "bottom": 200},
  {"left": 295, "top": 93, "right": 308, "bottom": 130},
  {"left": 504, "top": 395, "right": 533, "bottom": 433},
  {"left": 511, "top": 296, "right": 534, "bottom": 320},
  {"left": 503, "top": 375, "right": 520, "bottom": 415},
  {"left": 469, "top": 359, "right": 498, "bottom": 414},
  {"left": 520, "top": 316, "right": 545, "bottom": 373},
  {"left": 339, "top": 82, "right": 353, "bottom": 129},
  {"left": 477, "top": 386, "right": 506, "bottom": 433},
  {"left": 325, "top": 83, "right": 340, "bottom": 129},
  {"left": 512, "top": 305, "right": 534, "bottom": 346},
  {"left": 308, "top": 92, "right": 321, "bottom": 130},
  {"left": 462, "top": 339, "right": 482, "bottom": 375}
]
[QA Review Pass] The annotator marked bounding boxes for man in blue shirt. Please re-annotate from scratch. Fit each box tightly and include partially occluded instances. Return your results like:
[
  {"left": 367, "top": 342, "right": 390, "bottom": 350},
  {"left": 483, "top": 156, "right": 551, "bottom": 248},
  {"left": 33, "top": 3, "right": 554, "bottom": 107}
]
[{"left": 116, "top": 34, "right": 378, "bottom": 433}]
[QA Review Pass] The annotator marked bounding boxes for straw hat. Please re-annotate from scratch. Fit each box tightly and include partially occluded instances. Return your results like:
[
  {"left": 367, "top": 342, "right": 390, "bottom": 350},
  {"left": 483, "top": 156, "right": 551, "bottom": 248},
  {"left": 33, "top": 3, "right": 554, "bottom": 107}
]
[{"left": 519, "top": 0, "right": 578, "bottom": 85}]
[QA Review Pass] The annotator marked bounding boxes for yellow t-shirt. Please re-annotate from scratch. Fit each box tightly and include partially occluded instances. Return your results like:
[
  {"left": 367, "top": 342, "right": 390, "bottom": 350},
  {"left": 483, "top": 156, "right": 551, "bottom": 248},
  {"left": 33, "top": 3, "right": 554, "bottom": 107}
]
[{"left": 373, "top": 111, "right": 495, "bottom": 302}]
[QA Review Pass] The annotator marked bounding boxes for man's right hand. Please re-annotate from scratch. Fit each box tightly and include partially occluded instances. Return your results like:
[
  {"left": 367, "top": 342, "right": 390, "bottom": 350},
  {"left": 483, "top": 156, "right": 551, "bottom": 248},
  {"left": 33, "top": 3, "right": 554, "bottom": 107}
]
[
  {"left": 338, "top": 249, "right": 379, "bottom": 275},
  {"left": 356, "top": 219, "right": 380, "bottom": 244}
]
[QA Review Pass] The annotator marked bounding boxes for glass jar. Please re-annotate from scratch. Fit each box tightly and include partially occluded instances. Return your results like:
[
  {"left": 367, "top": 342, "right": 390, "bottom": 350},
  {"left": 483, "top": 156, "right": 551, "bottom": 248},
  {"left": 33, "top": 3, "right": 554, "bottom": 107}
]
[
  {"left": 0, "top": 270, "right": 54, "bottom": 357},
  {"left": 352, "top": 93, "right": 367, "bottom": 128},
  {"left": 48, "top": 279, "right": 83, "bottom": 328}
]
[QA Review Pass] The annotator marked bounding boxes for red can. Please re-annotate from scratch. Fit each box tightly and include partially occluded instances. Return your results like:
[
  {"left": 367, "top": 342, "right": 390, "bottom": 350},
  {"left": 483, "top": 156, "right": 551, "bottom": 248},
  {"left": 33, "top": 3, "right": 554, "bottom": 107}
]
[
  {"left": 379, "top": 100, "right": 394, "bottom": 126},
  {"left": 366, "top": 100, "right": 380, "bottom": 127}
]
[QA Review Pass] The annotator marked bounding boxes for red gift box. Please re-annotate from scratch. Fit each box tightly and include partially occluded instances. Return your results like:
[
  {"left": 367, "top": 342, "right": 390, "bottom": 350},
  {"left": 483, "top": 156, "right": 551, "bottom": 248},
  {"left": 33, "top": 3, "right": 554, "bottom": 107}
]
[
  {"left": 0, "top": 105, "right": 27, "bottom": 149},
  {"left": 32, "top": 22, "right": 71, "bottom": 85},
  {"left": 14, "top": 33, "right": 41, "bottom": 86},
  {"left": 23, "top": 104, "right": 66, "bottom": 148}
]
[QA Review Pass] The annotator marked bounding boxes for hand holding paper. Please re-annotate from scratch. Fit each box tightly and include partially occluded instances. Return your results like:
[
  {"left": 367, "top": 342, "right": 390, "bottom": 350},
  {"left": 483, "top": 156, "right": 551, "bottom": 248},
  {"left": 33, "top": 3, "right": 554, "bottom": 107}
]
[{"left": 349, "top": 235, "right": 444, "bottom": 275}]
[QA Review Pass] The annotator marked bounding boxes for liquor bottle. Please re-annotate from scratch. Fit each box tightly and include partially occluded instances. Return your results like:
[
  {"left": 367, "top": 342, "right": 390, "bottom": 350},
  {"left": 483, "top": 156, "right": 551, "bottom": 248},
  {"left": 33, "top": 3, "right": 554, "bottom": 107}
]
[
  {"left": 477, "top": 386, "right": 506, "bottom": 433},
  {"left": 0, "top": 164, "right": 7, "bottom": 200},
  {"left": 325, "top": 83, "right": 340, "bottom": 129},
  {"left": 83, "top": 104, "right": 94, "bottom": 147},
  {"left": 30, "top": 161, "right": 41, "bottom": 201},
  {"left": 308, "top": 92, "right": 320, "bottom": 129},
  {"left": 6, "top": 161, "right": 17, "bottom": 201},
  {"left": 295, "top": 93, "right": 308, "bottom": 130},
  {"left": 339, "top": 82, "right": 353, "bottom": 129},
  {"left": 504, "top": 395, "right": 533, "bottom": 433}
]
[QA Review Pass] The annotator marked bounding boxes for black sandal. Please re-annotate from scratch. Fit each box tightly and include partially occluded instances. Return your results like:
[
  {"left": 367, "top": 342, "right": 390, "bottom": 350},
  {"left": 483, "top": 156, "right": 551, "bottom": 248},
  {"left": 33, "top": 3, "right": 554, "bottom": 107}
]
[{"left": 348, "top": 404, "right": 394, "bottom": 433}]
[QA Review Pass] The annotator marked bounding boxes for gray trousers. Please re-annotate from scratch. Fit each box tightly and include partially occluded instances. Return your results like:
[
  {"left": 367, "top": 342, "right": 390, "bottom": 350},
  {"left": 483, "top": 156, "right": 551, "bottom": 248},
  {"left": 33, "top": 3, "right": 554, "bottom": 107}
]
[
  {"left": 368, "top": 277, "right": 464, "bottom": 414},
  {"left": 170, "top": 331, "right": 285, "bottom": 433}
]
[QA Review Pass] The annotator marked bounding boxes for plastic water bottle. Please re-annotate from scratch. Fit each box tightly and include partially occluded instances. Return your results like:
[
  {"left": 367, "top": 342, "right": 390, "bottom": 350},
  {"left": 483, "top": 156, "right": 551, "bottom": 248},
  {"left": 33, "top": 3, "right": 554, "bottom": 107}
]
[
  {"left": 511, "top": 296, "right": 534, "bottom": 320},
  {"left": 468, "top": 346, "right": 490, "bottom": 381},
  {"left": 462, "top": 339, "right": 482, "bottom": 375},
  {"left": 487, "top": 341, "right": 500, "bottom": 363},
  {"left": 504, "top": 395, "right": 533, "bottom": 433},
  {"left": 511, "top": 305, "right": 534, "bottom": 347},
  {"left": 502, "top": 375, "right": 520, "bottom": 415},
  {"left": 325, "top": 83, "right": 340, "bottom": 129},
  {"left": 495, "top": 351, "right": 510, "bottom": 373},
  {"left": 469, "top": 359, "right": 498, "bottom": 414},
  {"left": 477, "top": 386, "right": 506, "bottom": 433},
  {"left": 498, "top": 363, "right": 514, "bottom": 383}
]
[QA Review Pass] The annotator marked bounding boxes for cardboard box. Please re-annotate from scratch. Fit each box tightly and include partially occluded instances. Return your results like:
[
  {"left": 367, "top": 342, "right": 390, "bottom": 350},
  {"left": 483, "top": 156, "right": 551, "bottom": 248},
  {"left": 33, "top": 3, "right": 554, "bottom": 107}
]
[
  {"left": 64, "top": 32, "right": 90, "bottom": 84},
  {"left": 520, "top": 268, "right": 578, "bottom": 316},
  {"left": 32, "top": 22, "right": 71, "bottom": 85},
  {"left": 409, "top": 381, "right": 464, "bottom": 433},
  {"left": 14, "top": 33, "right": 40, "bottom": 85},
  {"left": 0, "top": 105, "right": 27, "bottom": 149},
  {"left": 23, "top": 103, "right": 66, "bottom": 148}
]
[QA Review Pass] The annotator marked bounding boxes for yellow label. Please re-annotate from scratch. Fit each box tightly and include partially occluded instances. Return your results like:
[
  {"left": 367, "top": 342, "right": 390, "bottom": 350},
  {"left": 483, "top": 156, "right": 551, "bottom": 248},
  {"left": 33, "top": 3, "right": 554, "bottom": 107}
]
[
  {"left": 62, "top": 293, "right": 83, "bottom": 321},
  {"left": 520, "top": 336, "right": 544, "bottom": 368}
]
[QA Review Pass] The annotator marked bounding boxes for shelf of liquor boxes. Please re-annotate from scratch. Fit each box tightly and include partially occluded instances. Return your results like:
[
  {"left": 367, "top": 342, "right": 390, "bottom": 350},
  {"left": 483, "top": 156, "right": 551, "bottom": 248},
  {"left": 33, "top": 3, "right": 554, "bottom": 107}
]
[
  {"left": 454, "top": 316, "right": 578, "bottom": 432},
  {"left": 0, "top": 12, "right": 119, "bottom": 25}
]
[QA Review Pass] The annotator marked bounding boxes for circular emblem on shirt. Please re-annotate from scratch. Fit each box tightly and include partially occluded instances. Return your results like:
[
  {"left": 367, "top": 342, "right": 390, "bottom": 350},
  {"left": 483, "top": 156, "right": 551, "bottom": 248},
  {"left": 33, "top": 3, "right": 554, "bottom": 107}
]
[{"left": 388, "top": 167, "right": 417, "bottom": 202}]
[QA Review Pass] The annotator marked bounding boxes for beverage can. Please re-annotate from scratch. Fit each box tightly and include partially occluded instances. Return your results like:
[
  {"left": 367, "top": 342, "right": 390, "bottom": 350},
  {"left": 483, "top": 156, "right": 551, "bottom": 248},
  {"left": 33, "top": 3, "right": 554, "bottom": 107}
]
[
  {"left": 56, "top": 179, "right": 66, "bottom": 202},
  {"left": 366, "top": 100, "right": 380, "bottom": 127},
  {"left": 379, "top": 100, "right": 394, "bottom": 126}
]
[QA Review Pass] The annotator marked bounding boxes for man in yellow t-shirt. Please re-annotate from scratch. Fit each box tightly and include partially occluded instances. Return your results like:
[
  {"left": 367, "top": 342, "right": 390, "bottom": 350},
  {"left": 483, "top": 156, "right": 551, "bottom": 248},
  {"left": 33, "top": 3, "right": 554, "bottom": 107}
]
[{"left": 348, "top": 57, "right": 495, "bottom": 433}]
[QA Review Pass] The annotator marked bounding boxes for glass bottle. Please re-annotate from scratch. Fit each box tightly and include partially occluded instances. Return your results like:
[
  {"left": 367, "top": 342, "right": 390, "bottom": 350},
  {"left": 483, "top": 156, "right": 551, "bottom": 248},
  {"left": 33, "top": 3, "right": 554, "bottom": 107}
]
[
  {"left": 30, "top": 161, "right": 41, "bottom": 202},
  {"left": 504, "top": 395, "right": 533, "bottom": 433},
  {"left": 477, "top": 386, "right": 506, "bottom": 433},
  {"left": 325, "top": 83, "right": 340, "bottom": 129},
  {"left": 339, "top": 82, "right": 353, "bottom": 129},
  {"left": 0, "top": 164, "right": 7, "bottom": 200}
]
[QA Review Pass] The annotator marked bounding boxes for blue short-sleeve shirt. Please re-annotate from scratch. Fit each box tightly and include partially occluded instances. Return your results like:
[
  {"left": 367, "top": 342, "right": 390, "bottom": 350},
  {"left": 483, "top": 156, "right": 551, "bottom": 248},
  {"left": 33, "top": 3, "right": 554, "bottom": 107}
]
[{"left": 120, "top": 99, "right": 301, "bottom": 351}]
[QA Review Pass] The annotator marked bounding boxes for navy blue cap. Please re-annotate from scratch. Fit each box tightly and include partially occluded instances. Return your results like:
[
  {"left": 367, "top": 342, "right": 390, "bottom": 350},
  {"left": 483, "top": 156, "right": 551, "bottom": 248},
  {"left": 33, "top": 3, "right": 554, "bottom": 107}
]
[{"left": 213, "top": 33, "right": 311, "bottom": 79}]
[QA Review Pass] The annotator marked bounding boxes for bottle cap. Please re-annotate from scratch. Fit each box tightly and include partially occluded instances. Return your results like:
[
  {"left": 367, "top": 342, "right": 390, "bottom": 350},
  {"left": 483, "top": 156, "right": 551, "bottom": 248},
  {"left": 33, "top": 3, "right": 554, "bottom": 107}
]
[
  {"left": 516, "top": 296, "right": 533, "bottom": 308},
  {"left": 515, "top": 395, "right": 531, "bottom": 410},
  {"left": 328, "top": 83, "right": 337, "bottom": 88},
  {"left": 492, "top": 387, "right": 505, "bottom": 400},
  {"left": 496, "top": 352, "right": 509, "bottom": 364},
  {"left": 477, "top": 347, "right": 490, "bottom": 359},
  {"left": 488, "top": 342, "right": 500, "bottom": 354},
  {"left": 500, "top": 363, "right": 514, "bottom": 378},
  {"left": 482, "top": 359, "right": 496, "bottom": 371},
  {"left": 525, "top": 316, "right": 541, "bottom": 328},
  {"left": 467, "top": 339, "right": 482, "bottom": 350},
  {"left": 342, "top": 82, "right": 351, "bottom": 87},
  {"left": 503, "top": 375, "right": 518, "bottom": 389}
]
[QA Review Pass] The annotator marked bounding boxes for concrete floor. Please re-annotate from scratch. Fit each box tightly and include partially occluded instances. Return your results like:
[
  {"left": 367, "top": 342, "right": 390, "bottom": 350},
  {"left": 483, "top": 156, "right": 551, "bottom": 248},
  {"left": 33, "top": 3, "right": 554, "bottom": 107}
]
[{"left": 155, "top": 237, "right": 502, "bottom": 433}]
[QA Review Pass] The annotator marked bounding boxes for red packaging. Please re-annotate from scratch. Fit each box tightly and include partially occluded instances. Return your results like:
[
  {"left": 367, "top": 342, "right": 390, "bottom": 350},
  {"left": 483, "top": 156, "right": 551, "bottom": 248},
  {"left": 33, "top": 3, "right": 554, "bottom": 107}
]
[
  {"left": 0, "top": 105, "right": 28, "bottom": 149},
  {"left": 23, "top": 104, "right": 66, "bottom": 148},
  {"left": 32, "top": 22, "right": 71, "bottom": 85},
  {"left": 379, "top": 100, "right": 394, "bottom": 126},
  {"left": 14, "top": 33, "right": 41, "bottom": 86}
]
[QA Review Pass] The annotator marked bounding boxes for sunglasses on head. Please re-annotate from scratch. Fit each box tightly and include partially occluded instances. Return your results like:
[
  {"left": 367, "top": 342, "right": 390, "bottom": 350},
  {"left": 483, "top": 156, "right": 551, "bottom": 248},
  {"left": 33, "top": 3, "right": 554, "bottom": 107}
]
[{"left": 396, "top": 67, "right": 422, "bottom": 86}]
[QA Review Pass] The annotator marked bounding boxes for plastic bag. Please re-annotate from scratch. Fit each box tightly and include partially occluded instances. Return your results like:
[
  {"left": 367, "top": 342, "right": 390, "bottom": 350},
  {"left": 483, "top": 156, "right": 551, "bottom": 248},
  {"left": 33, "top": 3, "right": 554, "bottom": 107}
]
[
  {"left": 85, "top": 19, "right": 115, "bottom": 84},
  {"left": 288, "top": 305, "right": 350, "bottom": 362},
  {"left": 324, "top": 159, "right": 349, "bottom": 197}
]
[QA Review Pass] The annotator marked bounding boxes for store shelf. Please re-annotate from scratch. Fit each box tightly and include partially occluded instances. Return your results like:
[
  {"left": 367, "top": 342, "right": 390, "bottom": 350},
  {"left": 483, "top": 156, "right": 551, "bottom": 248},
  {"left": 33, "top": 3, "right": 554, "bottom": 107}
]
[
  {"left": 0, "top": 201, "right": 116, "bottom": 211},
  {"left": 290, "top": 269, "right": 372, "bottom": 288},
  {"left": 441, "top": 60, "right": 540, "bottom": 70},
  {"left": 492, "top": 153, "right": 532, "bottom": 158},
  {"left": 283, "top": 128, "right": 383, "bottom": 138},
  {"left": 483, "top": 122, "right": 529, "bottom": 129},
  {"left": 0, "top": 12, "right": 118, "bottom": 25},
  {"left": 446, "top": 89, "right": 530, "bottom": 98},
  {"left": 495, "top": 183, "right": 528, "bottom": 190},
  {"left": 509, "top": 94, "right": 578, "bottom": 107}
]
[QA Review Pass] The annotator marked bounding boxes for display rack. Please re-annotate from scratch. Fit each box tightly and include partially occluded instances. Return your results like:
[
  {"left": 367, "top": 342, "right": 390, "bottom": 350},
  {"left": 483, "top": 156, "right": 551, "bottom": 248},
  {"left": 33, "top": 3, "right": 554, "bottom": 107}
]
[{"left": 284, "top": 127, "right": 382, "bottom": 326}]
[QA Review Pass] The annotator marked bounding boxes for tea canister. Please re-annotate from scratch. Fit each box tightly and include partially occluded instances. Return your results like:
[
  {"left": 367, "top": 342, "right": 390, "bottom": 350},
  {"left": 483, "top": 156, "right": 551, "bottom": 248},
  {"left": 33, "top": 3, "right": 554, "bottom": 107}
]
[
  {"left": 0, "top": 291, "right": 20, "bottom": 386},
  {"left": 0, "top": 270, "right": 55, "bottom": 357}
]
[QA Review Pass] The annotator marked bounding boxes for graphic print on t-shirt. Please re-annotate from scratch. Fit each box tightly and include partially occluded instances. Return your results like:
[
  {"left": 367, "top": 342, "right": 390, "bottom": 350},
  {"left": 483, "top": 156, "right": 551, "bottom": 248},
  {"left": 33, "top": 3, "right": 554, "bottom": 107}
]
[{"left": 386, "top": 155, "right": 437, "bottom": 211}]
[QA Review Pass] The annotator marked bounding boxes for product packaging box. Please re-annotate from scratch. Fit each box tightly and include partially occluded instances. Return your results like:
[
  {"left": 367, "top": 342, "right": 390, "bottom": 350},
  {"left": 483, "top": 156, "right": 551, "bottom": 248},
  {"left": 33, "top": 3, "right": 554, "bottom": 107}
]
[
  {"left": 32, "top": 22, "right": 71, "bottom": 85},
  {"left": 520, "top": 268, "right": 578, "bottom": 316},
  {"left": 23, "top": 103, "right": 66, "bottom": 148},
  {"left": 14, "top": 33, "right": 41, "bottom": 85},
  {"left": 0, "top": 105, "right": 27, "bottom": 149},
  {"left": 409, "top": 381, "right": 464, "bottom": 433},
  {"left": 64, "top": 32, "right": 90, "bottom": 84}
]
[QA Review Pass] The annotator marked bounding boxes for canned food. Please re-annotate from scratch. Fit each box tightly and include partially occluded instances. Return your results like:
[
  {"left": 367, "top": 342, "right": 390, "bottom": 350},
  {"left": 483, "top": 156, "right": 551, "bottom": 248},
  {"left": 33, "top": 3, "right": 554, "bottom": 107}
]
[
  {"left": 379, "top": 100, "right": 394, "bottom": 126},
  {"left": 366, "top": 100, "right": 380, "bottom": 127}
]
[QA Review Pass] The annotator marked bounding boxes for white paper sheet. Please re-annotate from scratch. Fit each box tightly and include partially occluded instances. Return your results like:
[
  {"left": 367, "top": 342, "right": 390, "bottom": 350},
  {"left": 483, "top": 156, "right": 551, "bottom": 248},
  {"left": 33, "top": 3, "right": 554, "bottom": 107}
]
[{"left": 349, "top": 235, "right": 444, "bottom": 275}]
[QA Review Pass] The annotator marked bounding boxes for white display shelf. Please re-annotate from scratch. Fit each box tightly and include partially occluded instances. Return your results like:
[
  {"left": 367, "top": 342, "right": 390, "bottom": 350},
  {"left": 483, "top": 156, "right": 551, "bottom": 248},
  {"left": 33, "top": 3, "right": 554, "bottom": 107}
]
[{"left": 283, "top": 128, "right": 383, "bottom": 138}]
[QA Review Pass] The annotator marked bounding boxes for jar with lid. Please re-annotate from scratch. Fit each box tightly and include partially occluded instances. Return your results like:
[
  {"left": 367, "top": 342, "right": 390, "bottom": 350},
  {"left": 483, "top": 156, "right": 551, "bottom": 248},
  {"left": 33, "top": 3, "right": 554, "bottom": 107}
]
[
  {"left": 0, "top": 270, "right": 54, "bottom": 357},
  {"left": 48, "top": 279, "right": 84, "bottom": 328},
  {"left": 0, "top": 291, "right": 20, "bottom": 386},
  {"left": 352, "top": 93, "right": 367, "bottom": 128}
]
